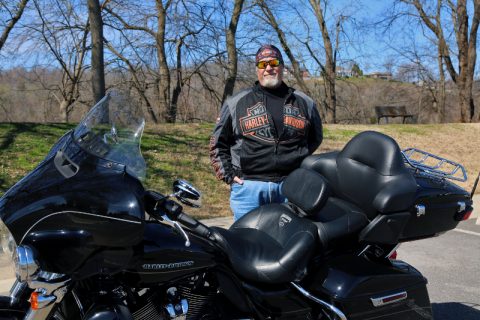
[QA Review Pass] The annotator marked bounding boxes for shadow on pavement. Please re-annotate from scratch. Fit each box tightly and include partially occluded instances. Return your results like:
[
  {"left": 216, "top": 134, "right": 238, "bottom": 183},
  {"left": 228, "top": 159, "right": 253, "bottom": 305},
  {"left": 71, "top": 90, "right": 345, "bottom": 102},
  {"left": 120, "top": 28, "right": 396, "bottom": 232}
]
[{"left": 432, "top": 302, "right": 480, "bottom": 320}]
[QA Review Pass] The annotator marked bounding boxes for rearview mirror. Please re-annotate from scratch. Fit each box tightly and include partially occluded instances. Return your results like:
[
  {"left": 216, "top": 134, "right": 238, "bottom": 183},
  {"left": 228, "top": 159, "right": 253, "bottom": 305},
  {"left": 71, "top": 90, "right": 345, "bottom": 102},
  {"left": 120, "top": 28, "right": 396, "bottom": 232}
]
[{"left": 173, "top": 180, "right": 202, "bottom": 208}]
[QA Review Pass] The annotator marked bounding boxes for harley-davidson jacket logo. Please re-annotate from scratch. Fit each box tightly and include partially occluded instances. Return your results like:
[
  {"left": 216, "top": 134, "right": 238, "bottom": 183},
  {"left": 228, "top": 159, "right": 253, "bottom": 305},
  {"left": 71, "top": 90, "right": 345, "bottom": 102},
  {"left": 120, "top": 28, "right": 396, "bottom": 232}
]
[
  {"left": 284, "top": 105, "right": 307, "bottom": 134},
  {"left": 142, "top": 261, "right": 194, "bottom": 270},
  {"left": 239, "top": 103, "right": 307, "bottom": 142},
  {"left": 239, "top": 103, "right": 273, "bottom": 140}
]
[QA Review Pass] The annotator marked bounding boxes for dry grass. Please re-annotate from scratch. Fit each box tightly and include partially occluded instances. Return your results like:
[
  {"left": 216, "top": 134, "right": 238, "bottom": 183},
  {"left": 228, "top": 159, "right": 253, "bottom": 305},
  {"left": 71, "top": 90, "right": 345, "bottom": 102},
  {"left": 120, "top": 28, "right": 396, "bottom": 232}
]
[
  {"left": 320, "top": 123, "right": 480, "bottom": 194},
  {"left": 141, "top": 123, "right": 480, "bottom": 218}
]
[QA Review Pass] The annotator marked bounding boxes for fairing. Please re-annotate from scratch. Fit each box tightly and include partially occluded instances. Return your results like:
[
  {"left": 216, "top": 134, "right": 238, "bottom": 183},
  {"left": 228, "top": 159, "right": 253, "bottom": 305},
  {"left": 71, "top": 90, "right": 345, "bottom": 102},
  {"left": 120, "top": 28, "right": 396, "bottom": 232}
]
[{"left": 0, "top": 92, "right": 147, "bottom": 276}]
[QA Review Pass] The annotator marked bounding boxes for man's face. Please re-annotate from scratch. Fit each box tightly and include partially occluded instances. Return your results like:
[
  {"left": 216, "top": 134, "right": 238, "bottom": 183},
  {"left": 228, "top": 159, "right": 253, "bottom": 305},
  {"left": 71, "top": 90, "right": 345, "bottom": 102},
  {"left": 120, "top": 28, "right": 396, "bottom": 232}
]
[{"left": 256, "top": 58, "right": 283, "bottom": 88}]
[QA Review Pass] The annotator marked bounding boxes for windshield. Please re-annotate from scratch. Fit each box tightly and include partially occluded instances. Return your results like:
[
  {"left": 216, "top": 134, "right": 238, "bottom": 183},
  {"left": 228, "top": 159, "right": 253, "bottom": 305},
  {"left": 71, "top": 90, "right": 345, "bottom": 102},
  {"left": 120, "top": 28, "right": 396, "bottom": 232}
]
[{"left": 73, "top": 91, "right": 146, "bottom": 180}]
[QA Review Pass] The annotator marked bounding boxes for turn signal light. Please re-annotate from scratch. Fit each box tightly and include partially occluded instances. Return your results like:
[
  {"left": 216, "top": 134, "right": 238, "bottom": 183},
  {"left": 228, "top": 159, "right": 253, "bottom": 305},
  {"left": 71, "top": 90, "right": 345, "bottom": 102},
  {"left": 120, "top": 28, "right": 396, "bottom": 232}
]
[{"left": 30, "top": 291, "right": 39, "bottom": 310}]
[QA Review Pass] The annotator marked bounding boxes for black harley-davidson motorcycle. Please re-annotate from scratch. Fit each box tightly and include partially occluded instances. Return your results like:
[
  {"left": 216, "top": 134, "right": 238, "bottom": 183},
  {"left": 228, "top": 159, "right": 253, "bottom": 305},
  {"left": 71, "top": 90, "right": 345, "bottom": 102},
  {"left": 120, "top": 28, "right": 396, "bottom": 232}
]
[{"left": 0, "top": 92, "right": 475, "bottom": 320}]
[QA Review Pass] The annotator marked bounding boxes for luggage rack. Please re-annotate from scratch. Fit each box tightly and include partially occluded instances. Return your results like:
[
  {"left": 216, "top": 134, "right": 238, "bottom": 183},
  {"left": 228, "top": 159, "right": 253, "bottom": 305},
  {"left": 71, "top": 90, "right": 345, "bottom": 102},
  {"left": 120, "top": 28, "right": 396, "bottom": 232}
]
[{"left": 402, "top": 148, "right": 467, "bottom": 182}]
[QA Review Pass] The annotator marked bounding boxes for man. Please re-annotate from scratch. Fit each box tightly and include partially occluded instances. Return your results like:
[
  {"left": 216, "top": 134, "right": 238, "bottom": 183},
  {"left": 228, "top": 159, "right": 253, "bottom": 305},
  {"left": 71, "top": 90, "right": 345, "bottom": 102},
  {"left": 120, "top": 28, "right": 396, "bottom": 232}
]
[{"left": 209, "top": 44, "right": 323, "bottom": 220}]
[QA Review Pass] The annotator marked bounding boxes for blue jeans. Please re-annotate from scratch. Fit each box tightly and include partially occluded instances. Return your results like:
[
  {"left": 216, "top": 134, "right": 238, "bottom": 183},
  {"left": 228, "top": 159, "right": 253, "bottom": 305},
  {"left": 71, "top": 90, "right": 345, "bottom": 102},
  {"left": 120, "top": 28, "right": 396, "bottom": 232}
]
[{"left": 230, "top": 180, "right": 286, "bottom": 221}]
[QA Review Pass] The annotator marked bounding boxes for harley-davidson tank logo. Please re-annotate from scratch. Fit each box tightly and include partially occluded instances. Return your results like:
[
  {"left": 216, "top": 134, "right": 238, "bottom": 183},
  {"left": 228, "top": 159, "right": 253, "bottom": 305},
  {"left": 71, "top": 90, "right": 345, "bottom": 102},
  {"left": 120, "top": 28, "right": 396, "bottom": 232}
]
[
  {"left": 239, "top": 103, "right": 274, "bottom": 140},
  {"left": 142, "top": 261, "right": 194, "bottom": 270}
]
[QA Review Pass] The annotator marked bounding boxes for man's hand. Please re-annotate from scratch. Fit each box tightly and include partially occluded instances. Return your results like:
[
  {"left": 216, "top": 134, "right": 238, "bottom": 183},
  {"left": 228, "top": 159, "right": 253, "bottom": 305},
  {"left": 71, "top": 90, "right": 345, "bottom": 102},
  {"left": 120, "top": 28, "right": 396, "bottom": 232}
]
[{"left": 233, "top": 176, "right": 244, "bottom": 185}]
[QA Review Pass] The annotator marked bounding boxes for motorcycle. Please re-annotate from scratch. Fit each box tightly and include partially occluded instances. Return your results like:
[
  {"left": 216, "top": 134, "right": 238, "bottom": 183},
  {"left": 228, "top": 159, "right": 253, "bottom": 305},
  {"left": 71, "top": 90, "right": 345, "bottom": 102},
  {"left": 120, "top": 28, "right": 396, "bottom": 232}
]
[{"left": 0, "top": 92, "right": 475, "bottom": 320}]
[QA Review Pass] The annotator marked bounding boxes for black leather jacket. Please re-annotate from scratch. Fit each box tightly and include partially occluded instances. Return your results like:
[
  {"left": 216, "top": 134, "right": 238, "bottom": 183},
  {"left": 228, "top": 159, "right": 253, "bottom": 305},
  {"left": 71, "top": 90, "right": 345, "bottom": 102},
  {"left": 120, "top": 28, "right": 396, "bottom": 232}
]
[{"left": 210, "top": 82, "right": 323, "bottom": 184}]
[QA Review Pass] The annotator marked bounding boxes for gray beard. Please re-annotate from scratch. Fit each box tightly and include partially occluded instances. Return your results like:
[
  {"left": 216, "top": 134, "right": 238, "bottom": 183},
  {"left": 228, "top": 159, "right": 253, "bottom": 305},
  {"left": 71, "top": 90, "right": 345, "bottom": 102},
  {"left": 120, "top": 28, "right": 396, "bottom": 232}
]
[{"left": 261, "top": 77, "right": 281, "bottom": 88}]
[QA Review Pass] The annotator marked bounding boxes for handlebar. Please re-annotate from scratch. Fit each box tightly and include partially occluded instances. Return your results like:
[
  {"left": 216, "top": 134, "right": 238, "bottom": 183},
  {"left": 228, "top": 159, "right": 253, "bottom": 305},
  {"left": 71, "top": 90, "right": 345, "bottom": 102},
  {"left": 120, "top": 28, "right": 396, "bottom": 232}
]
[{"left": 145, "top": 190, "right": 214, "bottom": 240}]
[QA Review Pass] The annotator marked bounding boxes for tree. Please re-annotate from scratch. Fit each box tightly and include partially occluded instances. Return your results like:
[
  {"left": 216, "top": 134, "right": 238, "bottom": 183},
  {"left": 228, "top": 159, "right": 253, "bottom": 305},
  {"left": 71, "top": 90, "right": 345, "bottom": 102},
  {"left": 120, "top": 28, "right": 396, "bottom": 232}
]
[
  {"left": 28, "top": 0, "right": 89, "bottom": 122},
  {"left": 351, "top": 62, "right": 363, "bottom": 77},
  {"left": 88, "top": 0, "right": 105, "bottom": 103},
  {"left": 0, "top": 0, "right": 29, "bottom": 51},
  {"left": 308, "top": 0, "right": 339, "bottom": 123},
  {"left": 105, "top": 0, "right": 219, "bottom": 123},
  {"left": 255, "top": 0, "right": 313, "bottom": 100},
  {"left": 220, "top": 0, "right": 245, "bottom": 104},
  {"left": 398, "top": 0, "right": 480, "bottom": 122}
]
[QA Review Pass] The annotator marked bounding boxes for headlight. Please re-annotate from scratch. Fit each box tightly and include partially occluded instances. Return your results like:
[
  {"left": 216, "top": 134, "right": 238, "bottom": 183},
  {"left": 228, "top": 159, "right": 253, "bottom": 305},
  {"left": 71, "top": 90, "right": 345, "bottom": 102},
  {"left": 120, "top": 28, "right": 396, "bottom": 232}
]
[
  {"left": 1, "top": 219, "right": 39, "bottom": 282},
  {"left": 0, "top": 219, "right": 17, "bottom": 279},
  {"left": 14, "top": 245, "right": 39, "bottom": 282}
]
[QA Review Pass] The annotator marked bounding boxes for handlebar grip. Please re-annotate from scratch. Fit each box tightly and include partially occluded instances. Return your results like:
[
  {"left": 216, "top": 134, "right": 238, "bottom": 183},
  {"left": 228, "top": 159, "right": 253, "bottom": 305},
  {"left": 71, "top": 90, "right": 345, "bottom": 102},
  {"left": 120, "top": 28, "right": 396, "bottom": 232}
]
[{"left": 177, "top": 213, "right": 213, "bottom": 239}]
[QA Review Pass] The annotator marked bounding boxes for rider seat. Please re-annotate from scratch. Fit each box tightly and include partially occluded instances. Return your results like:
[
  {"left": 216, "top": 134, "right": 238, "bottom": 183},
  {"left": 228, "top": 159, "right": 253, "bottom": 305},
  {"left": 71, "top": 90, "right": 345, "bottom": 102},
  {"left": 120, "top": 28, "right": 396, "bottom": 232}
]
[
  {"left": 210, "top": 204, "right": 318, "bottom": 284},
  {"left": 282, "top": 167, "right": 369, "bottom": 248}
]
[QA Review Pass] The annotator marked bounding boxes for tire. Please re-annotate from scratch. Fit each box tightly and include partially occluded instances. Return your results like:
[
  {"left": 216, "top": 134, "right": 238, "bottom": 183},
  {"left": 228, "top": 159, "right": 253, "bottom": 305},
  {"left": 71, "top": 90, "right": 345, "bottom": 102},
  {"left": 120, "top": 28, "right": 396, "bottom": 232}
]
[{"left": 0, "top": 296, "right": 26, "bottom": 320}]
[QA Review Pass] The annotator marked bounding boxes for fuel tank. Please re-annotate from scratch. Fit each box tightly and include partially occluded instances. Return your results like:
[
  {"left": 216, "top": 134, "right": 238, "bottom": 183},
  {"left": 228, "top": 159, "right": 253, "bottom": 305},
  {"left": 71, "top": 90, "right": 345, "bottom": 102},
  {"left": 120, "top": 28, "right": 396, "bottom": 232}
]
[
  {"left": 0, "top": 132, "right": 145, "bottom": 278},
  {"left": 122, "top": 222, "right": 217, "bottom": 286}
]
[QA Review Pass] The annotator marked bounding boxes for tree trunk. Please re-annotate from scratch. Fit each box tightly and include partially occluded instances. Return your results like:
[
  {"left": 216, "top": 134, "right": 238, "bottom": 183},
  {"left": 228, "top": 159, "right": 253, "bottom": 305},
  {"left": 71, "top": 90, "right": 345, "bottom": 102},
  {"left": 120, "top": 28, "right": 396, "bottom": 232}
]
[
  {"left": 221, "top": 0, "right": 244, "bottom": 105},
  {"left": 59, "top": 99, "right": 69, "bottom": 123},
  {"left": 436, "top": 0, "right": 446, "bottom": 122},
  {"left": 409, "top": 0, "right": 479, "bottom": 122},
  {"left": 88, "top": 0, "right": 106, "bottom": 103},
  {"left": 156, "top": 1, "right": 172, "bottom": 122},
  {"left": 309, "top": 0, "right": 337, "bottom": 123},
  {"left": 171, "top": 39, "right": 183, "bottom": 122}
]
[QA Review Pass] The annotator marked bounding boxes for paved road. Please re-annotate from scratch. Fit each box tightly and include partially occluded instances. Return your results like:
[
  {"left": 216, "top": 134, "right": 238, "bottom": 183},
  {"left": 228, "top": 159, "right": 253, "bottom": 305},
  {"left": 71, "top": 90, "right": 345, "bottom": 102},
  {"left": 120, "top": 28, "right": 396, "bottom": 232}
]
[{"left": 398, "top": 219, "right": 480, "bottom": 320}]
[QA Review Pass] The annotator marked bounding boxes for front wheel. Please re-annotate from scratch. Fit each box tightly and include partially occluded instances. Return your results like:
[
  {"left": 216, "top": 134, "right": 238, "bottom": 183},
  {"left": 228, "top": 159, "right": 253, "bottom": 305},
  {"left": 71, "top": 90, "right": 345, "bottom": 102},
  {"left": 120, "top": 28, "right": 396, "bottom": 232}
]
[{"left": 0, "top": 295, "right": 26, "bottom": 320}]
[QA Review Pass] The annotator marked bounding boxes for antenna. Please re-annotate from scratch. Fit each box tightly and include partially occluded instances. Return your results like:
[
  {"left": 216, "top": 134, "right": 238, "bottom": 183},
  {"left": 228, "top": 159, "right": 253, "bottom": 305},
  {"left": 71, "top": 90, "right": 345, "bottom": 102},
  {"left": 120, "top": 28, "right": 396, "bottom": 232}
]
[{"left": 472, "top": 171, "right": 480, "bottom": 198}]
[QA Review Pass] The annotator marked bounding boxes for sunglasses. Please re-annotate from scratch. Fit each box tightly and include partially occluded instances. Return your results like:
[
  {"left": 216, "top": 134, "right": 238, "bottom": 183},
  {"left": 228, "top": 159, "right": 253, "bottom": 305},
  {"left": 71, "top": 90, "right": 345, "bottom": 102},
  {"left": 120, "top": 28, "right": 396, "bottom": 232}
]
[{"left": 256, "top": 59, "right": 282, "bottom": 69}]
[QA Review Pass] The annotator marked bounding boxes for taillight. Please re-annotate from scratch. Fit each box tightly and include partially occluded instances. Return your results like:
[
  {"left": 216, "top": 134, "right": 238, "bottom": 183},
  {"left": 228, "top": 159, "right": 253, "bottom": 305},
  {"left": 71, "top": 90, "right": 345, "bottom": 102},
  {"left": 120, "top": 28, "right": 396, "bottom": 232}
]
[
  {"left": 462, "top": 208, "right": 473, "bottom": 221},
  {"left": 455, "top": 203, "right": 473, "bottom": 221},
  {"left": 388, "top": 250, "right": 397, "bottom": 260}
]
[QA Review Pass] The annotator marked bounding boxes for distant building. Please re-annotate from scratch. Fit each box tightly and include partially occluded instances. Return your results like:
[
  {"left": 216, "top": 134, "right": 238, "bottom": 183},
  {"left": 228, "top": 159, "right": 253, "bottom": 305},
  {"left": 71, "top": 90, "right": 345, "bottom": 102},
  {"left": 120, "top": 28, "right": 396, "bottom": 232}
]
[
  {"left": 336, "top": 66, "right": 354, "bottom": 77},
  {"left": 283, "top": 66, "right": 312, "bottom": 80},
  {"left": 365, "top": 72, "right": 393, "bottom": 80}
]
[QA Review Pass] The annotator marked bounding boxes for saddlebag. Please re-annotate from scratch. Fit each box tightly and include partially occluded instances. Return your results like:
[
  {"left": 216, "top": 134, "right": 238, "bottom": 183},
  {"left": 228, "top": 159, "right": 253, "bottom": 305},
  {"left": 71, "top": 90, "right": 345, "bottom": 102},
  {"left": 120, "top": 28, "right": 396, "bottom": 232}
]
[{"left": 304, "top": 255, "right": 432, "bottom": 320}]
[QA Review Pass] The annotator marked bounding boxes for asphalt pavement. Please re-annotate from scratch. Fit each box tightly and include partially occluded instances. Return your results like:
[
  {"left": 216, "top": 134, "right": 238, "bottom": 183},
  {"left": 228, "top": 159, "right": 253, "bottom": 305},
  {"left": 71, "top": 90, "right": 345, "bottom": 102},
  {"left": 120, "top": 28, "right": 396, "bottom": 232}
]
[{"left": 398, "top": 219, "right": 480, "bottom": 320}]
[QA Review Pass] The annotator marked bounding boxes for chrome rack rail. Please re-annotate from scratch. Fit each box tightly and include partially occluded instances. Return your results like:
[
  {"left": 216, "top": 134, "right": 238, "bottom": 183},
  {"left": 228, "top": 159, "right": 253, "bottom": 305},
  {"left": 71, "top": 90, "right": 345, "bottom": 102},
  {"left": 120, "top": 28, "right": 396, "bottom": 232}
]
[{"left": 402, "top": 148, "right": 467, "bottom": 182}]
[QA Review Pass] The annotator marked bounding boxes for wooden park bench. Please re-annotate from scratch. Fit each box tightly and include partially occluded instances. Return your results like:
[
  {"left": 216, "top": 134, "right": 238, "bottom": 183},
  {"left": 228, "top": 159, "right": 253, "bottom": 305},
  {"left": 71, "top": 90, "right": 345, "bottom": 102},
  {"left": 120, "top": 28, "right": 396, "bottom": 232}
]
[{"left": 374, "top": 106, "right": 414, "bottom": 124}]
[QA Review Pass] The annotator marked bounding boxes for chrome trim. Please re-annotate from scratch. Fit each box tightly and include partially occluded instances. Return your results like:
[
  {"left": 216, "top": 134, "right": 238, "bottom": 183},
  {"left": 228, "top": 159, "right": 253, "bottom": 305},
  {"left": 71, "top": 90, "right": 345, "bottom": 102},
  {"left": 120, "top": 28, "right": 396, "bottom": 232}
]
[
  {"left": 25, "top": 305, "right": 56, "bottom": 320},
  {"left": 28, "top": 277, "right": 70, "bottom": 295},
  {"left": 415, "top": 204, "right": 426, "bottom": 217},
  {"left": 20, "top": 210, "right": 141, "bottom": 244},
  {"left": 162, "top": 215, "right": 190, "bottom": 247},
  {"left": 386, "top": 244, "right": 400, "bottom": 259},
  {"left": 9, "top": 280, "right": 28, "bottom": 305},
  {"left": 457, "top": 201, "right": 466, "bottom": 212},
  {"left": 173, "top": 221, "right": 190, "bottom": 247},
  {"left": 371, "top": 291, "right": 407, "bottom": 307},
  {"left": 15, "top": 245, "right": 39, "bottom": 281},
  {"left": 165, "top": 298, "right": 188, "bottom": 319},
  {"left": 402, "top": 148, "right": 467, "bottom": 182},
  {"left": 358, "top": 245, "right": 371, "bottom": 257},
  {"left": 71, "top": 290, "right": 85, "bottom": 318},
  {"left": 291, "top": 282, "right": 347, "bottom": 320}
]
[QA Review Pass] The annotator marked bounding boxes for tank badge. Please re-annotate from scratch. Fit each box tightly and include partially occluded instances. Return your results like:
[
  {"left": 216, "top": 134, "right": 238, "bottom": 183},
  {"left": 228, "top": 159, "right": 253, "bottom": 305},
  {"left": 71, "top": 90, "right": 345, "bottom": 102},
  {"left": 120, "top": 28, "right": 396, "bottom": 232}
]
[
  {"left": 142, "top": 261, "right": 194, "bottom": 270},
  {"left": 279, "top": 214, "right": 292, "bottom": 227}
]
